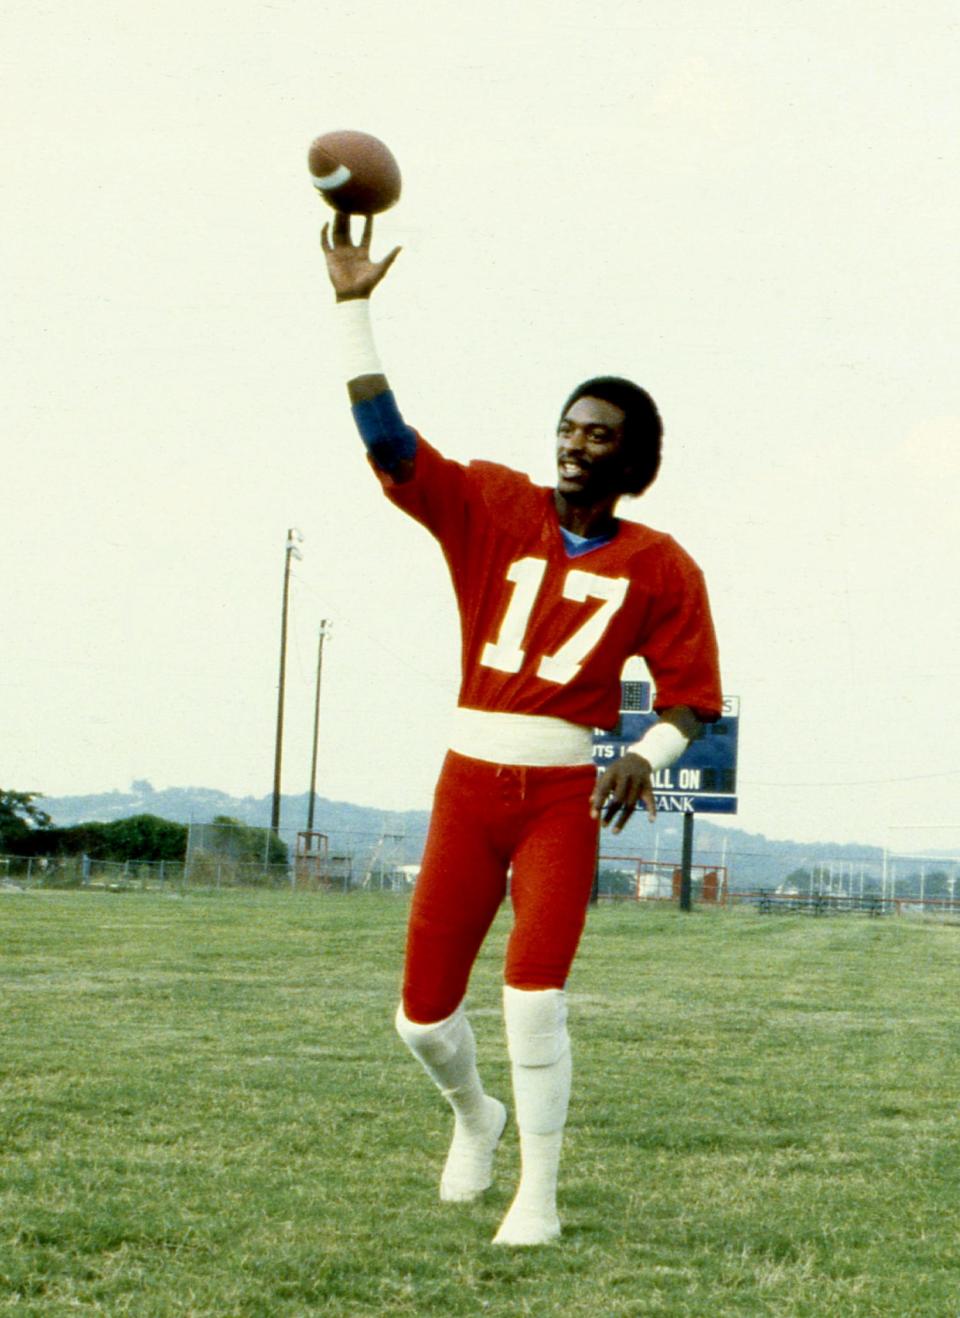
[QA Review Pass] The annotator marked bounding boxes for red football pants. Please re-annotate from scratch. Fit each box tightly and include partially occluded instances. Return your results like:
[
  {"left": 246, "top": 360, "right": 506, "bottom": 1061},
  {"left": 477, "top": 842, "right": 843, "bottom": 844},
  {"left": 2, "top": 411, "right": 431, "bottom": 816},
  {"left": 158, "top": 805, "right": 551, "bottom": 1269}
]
[{"left": 402, "top": 750, "right": 600, "bottom": 1023}]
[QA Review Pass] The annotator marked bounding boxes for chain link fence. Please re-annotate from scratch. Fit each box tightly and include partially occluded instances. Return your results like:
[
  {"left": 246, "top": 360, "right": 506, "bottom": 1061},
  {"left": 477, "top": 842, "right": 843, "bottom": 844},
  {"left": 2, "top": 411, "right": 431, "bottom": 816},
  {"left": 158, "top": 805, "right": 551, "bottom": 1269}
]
[
  {"left": 0, "top": 852, "right": 292, "bottom": 892},
  {"left": 0, "top": 845, "right": 412, "bottom": 895},
  {"left": 5, "top": 821, "right": 959, "bottom": 916}
]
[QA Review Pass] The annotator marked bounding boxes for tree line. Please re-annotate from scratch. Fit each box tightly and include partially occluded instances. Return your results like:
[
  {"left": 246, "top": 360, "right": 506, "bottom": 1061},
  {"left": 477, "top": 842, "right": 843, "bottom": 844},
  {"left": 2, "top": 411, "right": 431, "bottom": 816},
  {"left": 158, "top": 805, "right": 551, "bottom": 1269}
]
[{"left": 0, "top": 791, "right": 287, "bottom": 864}]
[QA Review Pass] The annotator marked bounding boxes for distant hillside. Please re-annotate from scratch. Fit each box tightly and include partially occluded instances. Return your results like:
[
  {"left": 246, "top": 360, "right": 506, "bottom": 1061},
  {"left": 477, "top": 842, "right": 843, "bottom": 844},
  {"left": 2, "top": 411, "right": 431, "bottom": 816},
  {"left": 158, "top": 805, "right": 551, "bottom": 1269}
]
[
  {"left": 39, "top": 780, "right": 431, "bottom": 868},
  {"left": 36, "top": 781, "right": 890, "bottom": 890}
]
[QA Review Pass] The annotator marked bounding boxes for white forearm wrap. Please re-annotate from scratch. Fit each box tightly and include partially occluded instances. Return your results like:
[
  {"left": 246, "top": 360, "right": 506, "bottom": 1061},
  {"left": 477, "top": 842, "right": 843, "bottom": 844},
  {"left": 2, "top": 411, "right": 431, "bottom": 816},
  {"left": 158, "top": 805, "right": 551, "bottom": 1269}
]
[
  {"left": 627, "top": 720, "right": 690, "bottom": 773},
  {"left": 335, "top": 297, "right": 383, "bottom": 381}
]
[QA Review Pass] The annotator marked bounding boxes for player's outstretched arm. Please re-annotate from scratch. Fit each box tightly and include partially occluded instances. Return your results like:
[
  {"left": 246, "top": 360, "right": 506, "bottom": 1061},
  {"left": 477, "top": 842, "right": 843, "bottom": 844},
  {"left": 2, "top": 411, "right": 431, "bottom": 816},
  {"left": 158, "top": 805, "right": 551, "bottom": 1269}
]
[
  {"left": 590, "top": 705, "right": 702, "bottom": 832},
  {"left": 321, "top": 213, "right": 414, "bottom": 479}
]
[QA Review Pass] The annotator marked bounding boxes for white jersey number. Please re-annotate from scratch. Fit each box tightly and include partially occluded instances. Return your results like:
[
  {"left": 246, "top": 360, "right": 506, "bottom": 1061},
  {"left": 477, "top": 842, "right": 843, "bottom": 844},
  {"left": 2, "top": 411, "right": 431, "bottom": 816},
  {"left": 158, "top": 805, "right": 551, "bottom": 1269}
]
[{"left": 479, "top": 556, "right": 629, "bottom": 686}]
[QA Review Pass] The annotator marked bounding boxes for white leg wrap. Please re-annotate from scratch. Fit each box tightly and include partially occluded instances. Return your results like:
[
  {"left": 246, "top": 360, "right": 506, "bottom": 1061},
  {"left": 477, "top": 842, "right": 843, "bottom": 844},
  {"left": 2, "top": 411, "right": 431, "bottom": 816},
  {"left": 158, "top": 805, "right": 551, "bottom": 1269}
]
[
  {"left": 395, "top": 1003, "right": 507, "bottom": 1203},
  {"left": 493, "top": 986, "right": 570, "bottom": 1246}
]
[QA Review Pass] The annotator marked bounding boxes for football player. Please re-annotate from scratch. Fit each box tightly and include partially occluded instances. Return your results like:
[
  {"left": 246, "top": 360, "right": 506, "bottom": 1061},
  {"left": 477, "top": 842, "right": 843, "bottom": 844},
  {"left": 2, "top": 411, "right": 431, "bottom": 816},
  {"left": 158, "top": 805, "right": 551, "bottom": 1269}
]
[{"left": 320, "top": 214, "right": 722, "bottom": 1245}]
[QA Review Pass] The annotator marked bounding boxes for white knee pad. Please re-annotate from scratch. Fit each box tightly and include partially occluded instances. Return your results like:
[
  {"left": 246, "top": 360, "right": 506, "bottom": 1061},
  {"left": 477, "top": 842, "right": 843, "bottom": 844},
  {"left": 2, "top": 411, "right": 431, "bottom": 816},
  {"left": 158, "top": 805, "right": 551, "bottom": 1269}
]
[
  {"left": 503, "top": 986, "right": 571, "bottom": 1135},
  {"left": 502, "top": 986, "right": 569, "bottom": 1065},
  {"left": 395, "top": 1000, "right": 484, "bottom": 1107},
  {"left": 395, "top": 1001, "right": 469, "bottom": 1069}
]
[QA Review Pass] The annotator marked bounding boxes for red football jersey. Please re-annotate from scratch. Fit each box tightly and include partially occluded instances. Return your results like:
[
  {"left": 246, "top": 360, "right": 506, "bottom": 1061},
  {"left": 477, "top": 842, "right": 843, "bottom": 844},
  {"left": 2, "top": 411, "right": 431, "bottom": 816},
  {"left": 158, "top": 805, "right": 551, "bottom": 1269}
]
[{"left": 377, "top": 437, "right": 722, "bottom": 730}]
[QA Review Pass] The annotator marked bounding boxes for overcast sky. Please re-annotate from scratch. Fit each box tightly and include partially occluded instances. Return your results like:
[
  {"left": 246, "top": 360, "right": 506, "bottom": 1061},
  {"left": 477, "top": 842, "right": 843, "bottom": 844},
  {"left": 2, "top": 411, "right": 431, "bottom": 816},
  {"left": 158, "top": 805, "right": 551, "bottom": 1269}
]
[{"left": 3, "top": 0, "right": 958, "bottom": 851}]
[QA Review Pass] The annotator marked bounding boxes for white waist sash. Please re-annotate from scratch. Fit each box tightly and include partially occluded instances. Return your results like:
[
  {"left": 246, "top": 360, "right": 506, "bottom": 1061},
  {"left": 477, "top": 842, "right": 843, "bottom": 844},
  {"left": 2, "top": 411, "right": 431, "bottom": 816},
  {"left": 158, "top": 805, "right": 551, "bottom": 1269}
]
[{"left": 448, "top": 707, "right": 595, "bottom": 767}]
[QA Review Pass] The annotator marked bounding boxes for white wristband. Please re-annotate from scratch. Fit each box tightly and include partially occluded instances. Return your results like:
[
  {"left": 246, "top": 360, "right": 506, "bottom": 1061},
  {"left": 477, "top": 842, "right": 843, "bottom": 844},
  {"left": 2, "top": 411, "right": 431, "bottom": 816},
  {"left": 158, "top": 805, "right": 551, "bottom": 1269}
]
[
  {"left": 626, "top": 720, "right": 690, "bottom": 773},
  {"left": 335, "top": 298, "right": 383, "bottom": 381}
]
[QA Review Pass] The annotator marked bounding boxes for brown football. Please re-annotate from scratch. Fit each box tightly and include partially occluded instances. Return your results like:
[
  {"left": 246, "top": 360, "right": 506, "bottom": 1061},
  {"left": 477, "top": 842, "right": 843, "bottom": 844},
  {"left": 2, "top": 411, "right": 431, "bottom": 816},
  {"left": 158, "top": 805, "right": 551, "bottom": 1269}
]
[{"left": 307, "top": 130, "right": 401, "bottom": 215}]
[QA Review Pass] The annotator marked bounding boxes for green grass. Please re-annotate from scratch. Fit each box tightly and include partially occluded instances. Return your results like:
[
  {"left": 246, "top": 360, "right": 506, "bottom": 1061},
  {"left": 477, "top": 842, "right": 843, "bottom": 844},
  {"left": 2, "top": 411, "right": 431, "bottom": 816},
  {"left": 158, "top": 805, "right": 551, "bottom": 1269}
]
[{"left": 1, "top": 893, "right": 958, "bottom": 1316}]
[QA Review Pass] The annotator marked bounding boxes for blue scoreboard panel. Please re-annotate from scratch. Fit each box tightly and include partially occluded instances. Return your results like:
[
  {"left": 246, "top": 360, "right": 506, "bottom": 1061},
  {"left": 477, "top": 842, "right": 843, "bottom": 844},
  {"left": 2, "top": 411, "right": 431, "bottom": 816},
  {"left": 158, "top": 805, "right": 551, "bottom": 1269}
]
[{"left": 592, "top": 681, "right": 740, "bottom": 815}]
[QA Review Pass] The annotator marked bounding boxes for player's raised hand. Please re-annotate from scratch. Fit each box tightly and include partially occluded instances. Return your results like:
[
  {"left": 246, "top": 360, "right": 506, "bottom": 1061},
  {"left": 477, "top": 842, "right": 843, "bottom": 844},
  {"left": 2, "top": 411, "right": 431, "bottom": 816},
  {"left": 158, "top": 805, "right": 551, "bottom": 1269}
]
[
  {"left": 321, "top": 213, "right": 401, "bottom": 302},
  {"left": 590, "top": 752, "right": 656, "bottom": 832}
]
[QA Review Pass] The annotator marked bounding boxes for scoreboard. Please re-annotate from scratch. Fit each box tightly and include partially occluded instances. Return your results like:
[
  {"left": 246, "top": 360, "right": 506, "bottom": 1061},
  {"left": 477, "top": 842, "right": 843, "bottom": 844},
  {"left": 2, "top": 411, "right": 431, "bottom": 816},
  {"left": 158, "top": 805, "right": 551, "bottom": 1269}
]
[{"left": 593, "top": 681, "right": 740, "bottom": 815}]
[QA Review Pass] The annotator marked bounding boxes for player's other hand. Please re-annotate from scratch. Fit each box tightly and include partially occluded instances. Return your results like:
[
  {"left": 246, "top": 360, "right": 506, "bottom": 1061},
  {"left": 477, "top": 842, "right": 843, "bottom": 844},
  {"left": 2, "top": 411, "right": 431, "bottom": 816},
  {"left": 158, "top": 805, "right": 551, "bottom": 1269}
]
[
  {"left": 321, "top": 213, "right": 401, "bottom": 302},
  {"left": 590, "top": 752, "right": 656, "bottom": 832}
]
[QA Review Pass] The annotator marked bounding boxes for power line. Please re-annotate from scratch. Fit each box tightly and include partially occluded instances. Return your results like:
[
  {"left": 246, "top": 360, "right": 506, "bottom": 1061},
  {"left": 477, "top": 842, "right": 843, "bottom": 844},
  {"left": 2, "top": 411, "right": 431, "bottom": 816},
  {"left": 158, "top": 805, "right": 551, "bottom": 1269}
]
[{"left": 746, "top": 767, "right": 960, "bottom": 789}]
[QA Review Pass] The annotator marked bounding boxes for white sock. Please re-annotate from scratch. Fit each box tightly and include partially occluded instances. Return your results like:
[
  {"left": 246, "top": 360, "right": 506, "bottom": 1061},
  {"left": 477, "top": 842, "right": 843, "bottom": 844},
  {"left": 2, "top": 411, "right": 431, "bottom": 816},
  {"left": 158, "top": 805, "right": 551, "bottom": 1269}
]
[
  {"left": 493, "top": 986, "right": 570, "bottom": 1246},
  {"left": 395, "top": 1002, "right": 507, "bottom": 1202}
]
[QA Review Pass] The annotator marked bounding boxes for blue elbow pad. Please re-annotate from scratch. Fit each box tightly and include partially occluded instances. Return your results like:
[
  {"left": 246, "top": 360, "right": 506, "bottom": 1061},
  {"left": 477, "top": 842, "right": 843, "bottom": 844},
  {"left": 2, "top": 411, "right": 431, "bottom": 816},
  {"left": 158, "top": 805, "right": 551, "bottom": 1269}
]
[{"left": 351, "top": 391, "right": 417, "bottom": 473}]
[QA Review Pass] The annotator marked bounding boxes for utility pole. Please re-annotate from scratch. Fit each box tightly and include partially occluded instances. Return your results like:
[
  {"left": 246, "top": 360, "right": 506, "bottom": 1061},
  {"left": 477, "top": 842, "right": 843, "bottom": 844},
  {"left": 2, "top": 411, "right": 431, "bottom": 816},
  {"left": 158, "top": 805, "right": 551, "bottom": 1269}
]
[
  {"left": 306, "top": 619, "right": 331, "bottom": 831},
  {"left": 679, "top": 809, "right": 695, "bottom": 911},
  {"left": 271, "top": 528, "right": 303, "bottom": 835}
]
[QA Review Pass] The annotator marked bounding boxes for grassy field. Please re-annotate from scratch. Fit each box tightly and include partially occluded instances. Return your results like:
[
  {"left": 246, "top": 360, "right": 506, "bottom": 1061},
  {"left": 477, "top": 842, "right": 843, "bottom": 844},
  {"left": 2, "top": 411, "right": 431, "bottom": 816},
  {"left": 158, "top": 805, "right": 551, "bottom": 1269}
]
[{"left": 1, "top": 891, "right": 958, "bottom": 1316}]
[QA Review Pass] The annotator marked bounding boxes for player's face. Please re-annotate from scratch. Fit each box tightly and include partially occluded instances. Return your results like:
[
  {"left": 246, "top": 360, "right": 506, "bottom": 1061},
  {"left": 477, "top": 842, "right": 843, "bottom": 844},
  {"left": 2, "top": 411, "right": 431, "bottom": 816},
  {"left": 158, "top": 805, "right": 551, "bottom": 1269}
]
[{"left": 556, "top": 397, "right": 630, "bottom": 503}]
